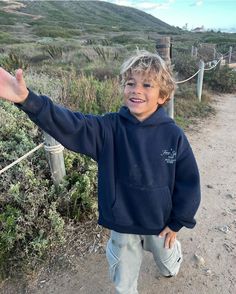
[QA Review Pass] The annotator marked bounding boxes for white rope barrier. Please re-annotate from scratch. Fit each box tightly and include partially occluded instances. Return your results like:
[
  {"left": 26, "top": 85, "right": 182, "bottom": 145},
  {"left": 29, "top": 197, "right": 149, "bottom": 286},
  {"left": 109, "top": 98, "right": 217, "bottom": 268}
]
[
  {"left": 204, "top": 58, "right": 222, "bottom": 71},
  {"left": 0, "top": 143, "right": 44, "bottom": 175},
  {"left": 176, "top": 56, "right": 222, "bottom": 84},
  {"left": 176, "top": 69, "right": 201, "bottom": 84},
  {"left": 44, "top": 144, "right": 64, "bottom": 154}
]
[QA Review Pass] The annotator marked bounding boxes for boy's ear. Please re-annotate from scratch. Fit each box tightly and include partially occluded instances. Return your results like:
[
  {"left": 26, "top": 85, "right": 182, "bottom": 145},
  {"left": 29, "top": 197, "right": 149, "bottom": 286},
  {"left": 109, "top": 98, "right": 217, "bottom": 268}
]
[{"left": 157, "top": 96, "right": 168, "bottom": 105}]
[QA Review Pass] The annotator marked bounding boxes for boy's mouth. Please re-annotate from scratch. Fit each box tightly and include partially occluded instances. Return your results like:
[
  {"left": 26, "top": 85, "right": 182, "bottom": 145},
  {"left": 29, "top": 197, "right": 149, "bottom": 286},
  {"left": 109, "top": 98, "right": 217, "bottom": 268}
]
[{"left": 129, "top": 98, "right": 145, "bottom": 103}]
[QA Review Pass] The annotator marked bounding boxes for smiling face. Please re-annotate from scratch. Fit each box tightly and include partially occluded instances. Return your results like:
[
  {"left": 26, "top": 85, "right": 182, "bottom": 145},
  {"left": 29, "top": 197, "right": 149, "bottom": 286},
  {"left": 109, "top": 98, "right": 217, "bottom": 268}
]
[{"left": 123, "top": 72, "right": 167, "bottom": 121}]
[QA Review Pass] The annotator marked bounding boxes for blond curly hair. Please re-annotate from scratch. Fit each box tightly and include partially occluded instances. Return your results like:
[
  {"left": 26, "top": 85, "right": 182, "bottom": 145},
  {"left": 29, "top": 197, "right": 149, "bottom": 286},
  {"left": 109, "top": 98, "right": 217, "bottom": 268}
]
[{"left": 120, "top": 50, "right": 175, "bottom": 101}]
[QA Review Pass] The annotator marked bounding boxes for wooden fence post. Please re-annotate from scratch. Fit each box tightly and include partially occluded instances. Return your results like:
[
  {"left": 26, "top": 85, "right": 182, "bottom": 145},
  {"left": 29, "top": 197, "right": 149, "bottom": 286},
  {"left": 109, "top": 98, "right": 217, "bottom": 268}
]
[
  {"left": 229, "top": 46, "right": 232, "bottom": 64},
  {"left": 156, "top": 36, "right": 174, "bottom": 118},
  {"left": 191, "top": 46, "right": 194, "bottom": 57},
  {"left": 43, "top": 132, "right": 66, "bottom": 186},
  {"left": 192, "top": 47, "right": 198, "bottom": 58},
  {"left": 197, "top": 60, "right": 204, "bottom": 102},
  {"left": 213, "top": 48, "right": 216, "bottom": 60}
]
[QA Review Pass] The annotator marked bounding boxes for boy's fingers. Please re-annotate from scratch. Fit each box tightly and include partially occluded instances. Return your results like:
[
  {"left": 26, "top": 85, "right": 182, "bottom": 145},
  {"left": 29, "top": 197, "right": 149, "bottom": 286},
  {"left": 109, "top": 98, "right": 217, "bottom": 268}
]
[
  {"left": 159, "top": 227, "right": 168, "bottom": 237},
  {"left": 164, "top": 234, "right": 171, "bottom": 249},
  {"left": 169, "top": 236, "right": 176, "bottom": 249},
  {"left": 15, "top": 69, "right": 23, "bottom": 81}
]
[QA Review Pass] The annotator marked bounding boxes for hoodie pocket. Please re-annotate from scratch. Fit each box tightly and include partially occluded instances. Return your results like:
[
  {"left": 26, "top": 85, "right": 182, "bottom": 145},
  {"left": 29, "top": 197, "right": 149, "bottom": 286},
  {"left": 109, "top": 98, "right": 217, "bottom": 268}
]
[{"left": 112, "top": 182, "right": 172, "bottom": 229}]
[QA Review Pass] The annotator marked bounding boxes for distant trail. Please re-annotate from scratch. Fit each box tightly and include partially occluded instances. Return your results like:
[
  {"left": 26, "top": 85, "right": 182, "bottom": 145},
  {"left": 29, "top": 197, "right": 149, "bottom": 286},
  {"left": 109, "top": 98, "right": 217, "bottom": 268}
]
[{"left": 1, "top": 0, "right": 43, "bottom": 20}]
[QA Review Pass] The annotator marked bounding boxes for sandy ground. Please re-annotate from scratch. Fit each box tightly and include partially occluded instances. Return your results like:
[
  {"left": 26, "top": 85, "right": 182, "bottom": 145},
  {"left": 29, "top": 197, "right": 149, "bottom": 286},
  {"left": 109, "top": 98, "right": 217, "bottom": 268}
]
[{"left": 1, "top": 93, "right": 236, "bottom": 294}]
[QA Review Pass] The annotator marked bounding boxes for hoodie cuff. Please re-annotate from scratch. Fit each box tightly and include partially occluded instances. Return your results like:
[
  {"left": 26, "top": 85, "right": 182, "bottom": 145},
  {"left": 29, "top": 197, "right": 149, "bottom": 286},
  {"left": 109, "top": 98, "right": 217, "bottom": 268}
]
[
  {"left": 15, "top": 89, "right": 45, "bottom": 115},
  {"left": 167, "top": 220, "right": 183, "bottom": 232}
]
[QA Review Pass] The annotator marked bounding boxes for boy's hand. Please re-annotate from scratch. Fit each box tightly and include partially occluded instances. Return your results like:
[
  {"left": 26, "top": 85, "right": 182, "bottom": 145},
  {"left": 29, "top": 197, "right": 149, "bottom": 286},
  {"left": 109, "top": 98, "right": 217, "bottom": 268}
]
[
  {"left": 0, "top": 68, "right": 29, "bottom": 103},
  {"left": 158, "top": 226, "right": 177, "bottom": 249}
]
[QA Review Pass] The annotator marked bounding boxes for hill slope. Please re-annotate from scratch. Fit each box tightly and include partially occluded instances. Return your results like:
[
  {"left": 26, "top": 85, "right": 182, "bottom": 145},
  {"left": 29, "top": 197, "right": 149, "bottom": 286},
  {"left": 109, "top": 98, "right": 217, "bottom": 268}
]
[{"left": 0, "top": 0, "right": 180, "bottom": 42}]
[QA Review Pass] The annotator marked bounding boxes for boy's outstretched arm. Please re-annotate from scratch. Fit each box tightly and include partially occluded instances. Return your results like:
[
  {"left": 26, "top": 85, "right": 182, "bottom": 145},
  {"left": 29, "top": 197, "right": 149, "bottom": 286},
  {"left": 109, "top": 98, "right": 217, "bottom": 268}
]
[{"left": 0, "top": 68, "right": 29, "bottom": 103}]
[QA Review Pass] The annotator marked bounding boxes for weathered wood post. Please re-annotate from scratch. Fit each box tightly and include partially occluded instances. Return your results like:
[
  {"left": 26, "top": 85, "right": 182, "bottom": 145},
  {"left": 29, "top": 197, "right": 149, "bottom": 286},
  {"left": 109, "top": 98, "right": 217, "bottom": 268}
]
[
  {"left": 191, "top": 46, "right": 198, "bottom": 58},
  {"left": 229, "top": 46, "right": 232, "bottom": 64},
  {"left": 156, "top": 36, "right": 174, "bottom": 118},
  {"left": 43, "top": 132, "right": 66, "bottom": 186},
  {"left": 191, "top": 46, "right": 194, "bottom": 57},
  {"left": 213, "top": 48, "right": 216, "bottom": 60},
  {"left": 197, "top": 60, "right": 205, "bottom": 102},
  {"left": 192, "top": 47, "right": 198, "bottom": 58}
]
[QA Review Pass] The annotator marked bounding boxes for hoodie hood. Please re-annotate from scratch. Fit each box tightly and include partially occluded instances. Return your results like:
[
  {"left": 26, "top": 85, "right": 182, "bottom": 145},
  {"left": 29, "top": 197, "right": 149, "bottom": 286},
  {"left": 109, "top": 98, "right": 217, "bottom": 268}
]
[{"left": 118, "top": 106, "right": 174, "bottom": 126}]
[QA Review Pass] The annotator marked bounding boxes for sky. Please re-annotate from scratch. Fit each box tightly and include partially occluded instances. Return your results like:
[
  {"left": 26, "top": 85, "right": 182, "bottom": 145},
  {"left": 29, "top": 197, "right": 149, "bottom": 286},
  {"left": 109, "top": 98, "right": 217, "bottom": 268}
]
[{"left": 100, "top": 0, "right": 236, "bottom": 32}]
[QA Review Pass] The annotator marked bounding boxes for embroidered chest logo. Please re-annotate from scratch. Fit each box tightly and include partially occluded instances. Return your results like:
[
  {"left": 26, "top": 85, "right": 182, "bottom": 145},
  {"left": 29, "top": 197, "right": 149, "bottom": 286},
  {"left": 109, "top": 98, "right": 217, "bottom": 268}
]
[{"left": 160, "top": 149, "right": 176, "bottom": 164}]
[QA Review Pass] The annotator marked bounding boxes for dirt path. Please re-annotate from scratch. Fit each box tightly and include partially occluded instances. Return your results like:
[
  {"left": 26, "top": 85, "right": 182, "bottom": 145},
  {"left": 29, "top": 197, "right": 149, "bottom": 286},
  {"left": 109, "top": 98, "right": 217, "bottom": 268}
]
[{"left": 1, "top": 94, "right": 236, "bottom": 294}]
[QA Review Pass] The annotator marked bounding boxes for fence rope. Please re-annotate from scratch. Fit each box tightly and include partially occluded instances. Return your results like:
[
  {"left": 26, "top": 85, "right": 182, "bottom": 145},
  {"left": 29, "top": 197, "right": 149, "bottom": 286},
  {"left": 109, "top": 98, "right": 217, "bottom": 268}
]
[
  {"left": 176, "top": 57, "right": 222, "bottom": 84},
  {"left": 0, "top": 143, "right": 44, "bottom": 175},
  {"left": 44, "top": 144, "right": 64, "bottom": 154},
  {"left": 204, "top": 58, "right": 222, "bottom": 71},
  {"left": 176, "top": 69, "right": 201, "bottom": 84}
]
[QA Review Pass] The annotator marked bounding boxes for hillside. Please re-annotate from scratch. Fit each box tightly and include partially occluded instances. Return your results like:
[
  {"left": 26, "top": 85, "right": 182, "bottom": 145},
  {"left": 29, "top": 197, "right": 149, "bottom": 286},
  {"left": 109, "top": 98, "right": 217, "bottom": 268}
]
[{"left": 0, "top": 0, "right": 181, "bottom": 43}]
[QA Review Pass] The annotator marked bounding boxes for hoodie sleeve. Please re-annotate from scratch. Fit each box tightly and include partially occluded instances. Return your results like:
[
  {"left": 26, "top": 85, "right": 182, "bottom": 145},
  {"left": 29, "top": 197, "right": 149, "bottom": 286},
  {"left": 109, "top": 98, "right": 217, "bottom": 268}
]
[
  {"left": 16, "top": 89, "right": 105, "bottom": 161},
  {"left": 167, "top": 133, "right": 201, "bottom": 232}
]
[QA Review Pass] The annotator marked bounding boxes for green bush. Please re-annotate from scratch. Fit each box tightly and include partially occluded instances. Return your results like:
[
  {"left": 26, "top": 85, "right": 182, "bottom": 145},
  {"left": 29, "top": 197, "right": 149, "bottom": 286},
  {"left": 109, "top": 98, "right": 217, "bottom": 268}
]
[
  {"left": 0, "top": 99, "right": 98, "bottom": 278},
  {"left": 0, "top": 32, "right": 19, "bottom": 44},
  {"left": 204, "top": 65, "right": 236, "bottom": 93},
  {"left": 0, "top": 52, "right": 29, "bottom": 73},
  {"left": 58, "top": 71, "right": 122, "bottom": 113},
  {"left": 174, "top": 84, "right": 215, "bottom": 128},
  {"left": 173, "top": 52, "right": 199, "bottom": 81},
  {"left": 33, "top": 26, "right": 73, "bottom": 38}
]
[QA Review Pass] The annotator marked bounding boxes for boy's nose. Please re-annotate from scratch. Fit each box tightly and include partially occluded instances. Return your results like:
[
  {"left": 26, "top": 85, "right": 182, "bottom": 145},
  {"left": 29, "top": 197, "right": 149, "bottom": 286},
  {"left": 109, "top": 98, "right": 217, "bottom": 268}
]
[{"left": 132, "top": 84, "right": 142, "bottom": 93}]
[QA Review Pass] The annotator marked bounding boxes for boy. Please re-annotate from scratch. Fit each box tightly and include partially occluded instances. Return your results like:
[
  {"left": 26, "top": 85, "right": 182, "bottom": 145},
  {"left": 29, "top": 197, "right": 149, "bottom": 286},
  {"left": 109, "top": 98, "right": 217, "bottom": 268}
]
[{"left": 0, "top": 51, "right": 200, "bottom": 293}]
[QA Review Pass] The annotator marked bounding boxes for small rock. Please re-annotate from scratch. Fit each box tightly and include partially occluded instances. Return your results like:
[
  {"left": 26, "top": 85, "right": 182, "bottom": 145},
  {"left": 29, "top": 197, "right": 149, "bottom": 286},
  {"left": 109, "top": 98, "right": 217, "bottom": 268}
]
[
  {"left": 218, "top": 225, "right": 230, "bottom": 233},
  {"left": 205, "top": 269, "right": 212, "bottom": 276},
  {"left": 226, "top": 194, "right": 234, "bottom": 199},
  {"left": 206, "top": 184, "right": 213, "bottom": 189},
  {"left": 194, "top": 253, "right": 205, "bottom": 266},
  {"left": 223, "top": 243, "right": 234, "bottom": 253}
]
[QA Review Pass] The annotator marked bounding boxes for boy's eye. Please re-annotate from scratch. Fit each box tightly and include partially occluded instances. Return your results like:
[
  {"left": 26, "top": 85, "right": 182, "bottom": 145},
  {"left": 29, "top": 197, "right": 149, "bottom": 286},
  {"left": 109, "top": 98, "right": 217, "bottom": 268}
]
[
  {"left": 143, "top": 83, "right": 152, "bottom": 88},
  {"left": 126, "top": 82, "right": 134, "bottom": 86}
]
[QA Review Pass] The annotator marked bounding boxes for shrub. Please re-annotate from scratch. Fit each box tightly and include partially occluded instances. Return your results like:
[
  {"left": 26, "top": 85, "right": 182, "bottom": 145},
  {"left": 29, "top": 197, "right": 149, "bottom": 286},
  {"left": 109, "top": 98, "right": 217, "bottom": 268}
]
[
  {"left": 58, "top": 71, "right": 122, "bottom": 113},
  {"left": 204, "top": 65, "right": 236, "bottom": 93},
  {"left": 0, "top": 98, "right": 98, "bottom": 278},
  {"left": 0, "top": 32, "right": 19, "bottom": 44},
  {"left": 174, "top": 84, "right": 215, "bottom": 128},
  {"left": 173, "top": 52, "right": 199, "bottom": 81},
  {"left": 44, "top": 45, "right": 63, "bottom": 60},
  {"left": 33, "top": 26, "right": 73, "bottom": 38},
  {"left": 0, "top": 52, "right": 29, "bottom": 73}
]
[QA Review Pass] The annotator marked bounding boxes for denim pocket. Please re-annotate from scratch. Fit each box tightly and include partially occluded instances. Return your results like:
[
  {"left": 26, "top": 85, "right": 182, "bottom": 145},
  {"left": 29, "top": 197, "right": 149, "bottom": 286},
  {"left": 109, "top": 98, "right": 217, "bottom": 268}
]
[
  {"left": 161, "top": 240, "right": 183, "bottom": 276},
  {"left": 106, "top": 239, "right": 119, "bottom": 282}
]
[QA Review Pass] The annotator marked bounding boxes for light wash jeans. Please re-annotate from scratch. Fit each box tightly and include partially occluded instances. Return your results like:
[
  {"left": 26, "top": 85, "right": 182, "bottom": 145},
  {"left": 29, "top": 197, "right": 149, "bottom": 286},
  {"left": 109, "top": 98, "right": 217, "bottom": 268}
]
[{"left": 106, "top": 231, "right": 182, "bottom": 294}]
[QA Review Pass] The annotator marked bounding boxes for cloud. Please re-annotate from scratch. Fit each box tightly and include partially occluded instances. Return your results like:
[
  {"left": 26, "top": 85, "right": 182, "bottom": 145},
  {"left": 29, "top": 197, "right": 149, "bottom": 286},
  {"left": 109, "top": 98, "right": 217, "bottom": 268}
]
[
  {"left": 135, "top": 1, "right": 174, "bottom": 11},
  {"left": 100, "top": 0, "right": 175, "bottom": 11},
  {"left": 191, "top": 0, "right": 203, "bottom": 7},
  {"left": 100, "top": 0, "right": 133, "bottom": 7}
]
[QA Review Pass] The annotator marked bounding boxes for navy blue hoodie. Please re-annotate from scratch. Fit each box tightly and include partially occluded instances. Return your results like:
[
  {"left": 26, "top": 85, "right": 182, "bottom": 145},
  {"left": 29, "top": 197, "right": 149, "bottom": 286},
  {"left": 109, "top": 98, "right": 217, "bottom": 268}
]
[{"left": 17, "top": 90, "right": 201, "bottom": 235}]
